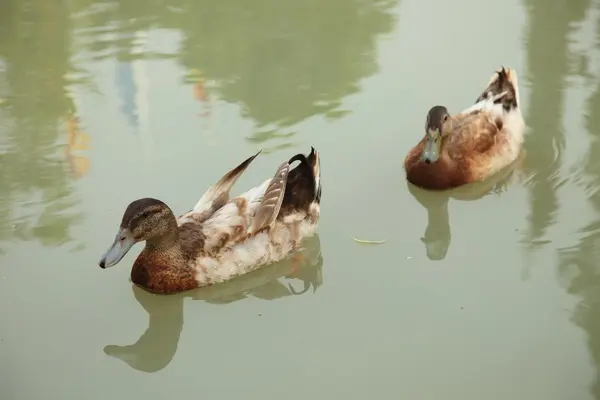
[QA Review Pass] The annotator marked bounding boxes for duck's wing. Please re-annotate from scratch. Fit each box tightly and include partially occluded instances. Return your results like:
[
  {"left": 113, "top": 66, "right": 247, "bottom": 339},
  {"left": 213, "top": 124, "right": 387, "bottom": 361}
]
[
  {"left": 177, "top": 150, "right": 261, "bottom": 224},
  {"left": 192, "top": 160, "right": 289, "bottom": 255},
  {"left": 456, "top": 67, "right": 520, "bottom": 118},
  {"left": 248, "top": 146, "right": 321, "bottom": 232},
  {"left": 248, "top": 161, "right": 290, "bottom": 234},
  {"left": 457, "top": 90, "right": 508, "bottom": 116},
  {"left": 193, "top": 150, "right": 262, "bottom": 213},
  {"left": 446, "top": 112, "right": 502, "bottom": 159},
  {"left": 192, "top": 147, "right": 318, "bottom": 255}
]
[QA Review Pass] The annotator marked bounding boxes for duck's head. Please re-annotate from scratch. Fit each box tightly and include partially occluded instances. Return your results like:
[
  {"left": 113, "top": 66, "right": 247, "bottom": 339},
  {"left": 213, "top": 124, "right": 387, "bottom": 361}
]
[
  {"left": 98, "top": 198, "right": 175, "bottom": 269},
  {"left": 421, "top": 105, "right": 450, "bottom": 164}
]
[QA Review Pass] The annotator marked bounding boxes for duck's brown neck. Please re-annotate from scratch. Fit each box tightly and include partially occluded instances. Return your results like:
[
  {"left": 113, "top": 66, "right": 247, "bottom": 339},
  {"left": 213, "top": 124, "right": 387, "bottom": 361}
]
[
  {"left": 130, "top": 232, "right": 198, "bottom": 295},
  {"left": 145, "top": 229, "right": 179, "bottom": 251}
]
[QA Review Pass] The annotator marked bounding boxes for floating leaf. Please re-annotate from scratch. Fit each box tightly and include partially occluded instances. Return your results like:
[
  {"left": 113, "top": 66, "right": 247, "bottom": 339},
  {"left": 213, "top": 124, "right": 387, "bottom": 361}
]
[{"left": 352, "top": 237, "right": 387, "bottom": 245}]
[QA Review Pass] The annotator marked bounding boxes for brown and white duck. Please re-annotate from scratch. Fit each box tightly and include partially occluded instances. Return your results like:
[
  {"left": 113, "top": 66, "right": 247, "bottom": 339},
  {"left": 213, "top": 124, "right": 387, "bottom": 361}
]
[{"left": 98, "top": 147, "right": 322, "bottom": 295}]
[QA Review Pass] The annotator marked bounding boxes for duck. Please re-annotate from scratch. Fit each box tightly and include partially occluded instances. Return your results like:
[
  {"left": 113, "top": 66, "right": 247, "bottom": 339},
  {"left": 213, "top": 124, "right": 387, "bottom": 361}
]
[
  {"left": 404, "top": 67, "right": 525, "bottom": 190},
  {"left": 98, "top": 147, "right": 322, "bottom": 295}
]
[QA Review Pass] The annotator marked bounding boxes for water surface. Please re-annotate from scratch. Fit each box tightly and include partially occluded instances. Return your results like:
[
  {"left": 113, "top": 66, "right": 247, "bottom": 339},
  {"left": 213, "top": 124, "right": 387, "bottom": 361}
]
[{"left": 2, "top": 0, "right": 600, "bottom": 399}]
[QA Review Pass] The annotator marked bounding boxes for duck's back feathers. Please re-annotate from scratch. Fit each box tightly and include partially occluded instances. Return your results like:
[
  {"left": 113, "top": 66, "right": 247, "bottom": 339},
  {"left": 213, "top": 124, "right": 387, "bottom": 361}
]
[
  {"left": 474, "top": 67, "right": 520, "bottom": 111},
  {"left": 183, "top": 146, "right": 321, "bottom": 256},
  {"left": 447, "top": 113, "right": 502, "bottom": 158},
  {"left": 192, "top": 147, "right": 322, "bottom": 285}
]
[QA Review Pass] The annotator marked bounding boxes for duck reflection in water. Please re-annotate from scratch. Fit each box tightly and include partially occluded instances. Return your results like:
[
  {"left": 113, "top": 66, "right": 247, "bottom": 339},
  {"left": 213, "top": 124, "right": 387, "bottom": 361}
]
[
  {"left": 407, "top": 153, "right": 524, "bottom": 260},
  {"left": 103, "top": 234, "right": 323, "bottom": 373}
]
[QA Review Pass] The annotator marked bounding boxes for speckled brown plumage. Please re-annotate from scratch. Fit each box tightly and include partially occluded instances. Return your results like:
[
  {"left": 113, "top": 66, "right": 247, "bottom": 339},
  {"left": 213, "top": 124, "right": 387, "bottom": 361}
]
[
  {"left": 131, "top": 250, "right": 198, "bottom": 295},
  {"left": 121, "top": 198, "right": 169, "bottom": 231},
  {"left": 177, "top": 222, "right": 207, "bottom": 259}
]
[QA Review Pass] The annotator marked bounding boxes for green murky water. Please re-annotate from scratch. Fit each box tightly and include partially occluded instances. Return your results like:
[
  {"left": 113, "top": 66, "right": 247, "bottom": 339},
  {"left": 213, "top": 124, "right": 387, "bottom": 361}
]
[{"left": 2, "top": 0, "right": 600, "bottom": 398}]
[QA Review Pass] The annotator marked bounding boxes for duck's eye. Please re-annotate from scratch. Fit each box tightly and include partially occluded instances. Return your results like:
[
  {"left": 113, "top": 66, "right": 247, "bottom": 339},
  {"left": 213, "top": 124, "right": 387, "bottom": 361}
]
[
  {"left": 442, "top": 114, "right": 449, "bottom": 123},
  {"left": 139, "top": 211, "right": 151, "bottom": 219}
]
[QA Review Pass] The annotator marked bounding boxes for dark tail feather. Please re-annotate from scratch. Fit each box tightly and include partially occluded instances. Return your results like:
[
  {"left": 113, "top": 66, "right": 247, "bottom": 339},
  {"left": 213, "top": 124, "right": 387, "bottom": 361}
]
[
  {"left": 287, "top": 147, "right": 321, "bottom": 204},
  {"left": 289, "top": 153, "right": 309, "bottom": 165}
]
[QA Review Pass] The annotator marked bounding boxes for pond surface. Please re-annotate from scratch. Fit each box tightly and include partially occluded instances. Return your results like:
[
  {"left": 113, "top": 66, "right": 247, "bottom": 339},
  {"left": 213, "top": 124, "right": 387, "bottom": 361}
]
[{"left": 2, "top": 0, "right": 600, "bottom": 398}]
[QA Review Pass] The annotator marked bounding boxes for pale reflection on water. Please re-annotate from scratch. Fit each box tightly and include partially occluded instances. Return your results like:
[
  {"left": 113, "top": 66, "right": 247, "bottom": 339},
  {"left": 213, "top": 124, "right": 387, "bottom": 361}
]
[
  {"left": 408, "top": 152, "right": 525, "bottom": 261},
  {"left": 4, "top": 0, "right": 600, "bottom": 399},
  {"left": 104, "top": 235, "right": 322, "bottom": 373}
]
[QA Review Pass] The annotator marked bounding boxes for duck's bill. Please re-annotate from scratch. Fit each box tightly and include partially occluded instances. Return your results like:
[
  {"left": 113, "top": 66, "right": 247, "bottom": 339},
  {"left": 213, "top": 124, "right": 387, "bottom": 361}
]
[
  {"left": 421, "top": 137, "right": 440, "bottom": 164},
  {"left": 99, "top": 228, "right": 136, "bottom": 269}
]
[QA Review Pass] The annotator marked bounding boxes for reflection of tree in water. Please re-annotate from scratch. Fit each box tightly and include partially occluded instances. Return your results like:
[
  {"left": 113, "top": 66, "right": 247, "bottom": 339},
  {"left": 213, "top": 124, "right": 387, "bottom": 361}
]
[
  {"left": 559, "top": 49, "right": 600, "bottom": 399},
  {"left": 71, "top": 0, "right": 397, "bottom": 147},
  {"left": 524, "top": 0, "right": 600, "bottom": 398},
  {"left": 177, "top": 0, "right": 396, "bottom": 128},
  {"left": 0, "top": 0, "right": 85, "bottom": 249},
  {"left": 522, "top": 0, "right": 588, "bottom": 243}
]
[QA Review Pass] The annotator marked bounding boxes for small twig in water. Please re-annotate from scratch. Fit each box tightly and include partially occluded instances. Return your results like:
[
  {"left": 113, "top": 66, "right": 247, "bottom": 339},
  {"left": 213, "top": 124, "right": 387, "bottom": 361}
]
[{"left": 352, "top": 237, "right": 387, "bottom": 245}]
